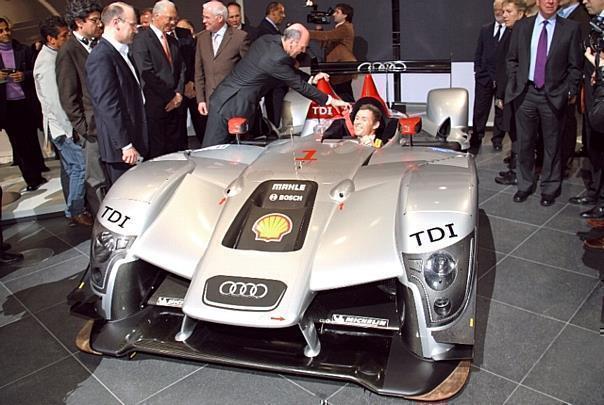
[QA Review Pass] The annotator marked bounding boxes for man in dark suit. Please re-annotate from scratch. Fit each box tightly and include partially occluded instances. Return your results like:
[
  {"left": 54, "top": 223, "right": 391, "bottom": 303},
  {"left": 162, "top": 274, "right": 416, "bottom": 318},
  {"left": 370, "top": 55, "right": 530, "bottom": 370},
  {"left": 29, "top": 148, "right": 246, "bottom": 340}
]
[
  {"left": 86, "top": 2, "right": 148, "bottom": 185},
  {"left": 195, "top": 0, "right": 250, "bottom": 141},
  {"left": 227, "top": 2, "right": 259, "bottom": 42},
  {"left": 57, "top": 0, "right": 106, "bottom": 215},
  {"left": 203, "top": 24, "right": 350, "bottom": 147},
  {"left": 131, "top": 0, "right": 184, "bottom": 159},
  {"left": 174, "top": 21, "right": 204, "bottom": 145},
  {"left": 505, "top": 0, "right": 582, "bottom": 206},
  {"left": 257, "top": 2, "right": 288, "bottom": 128},
  {"left": 471, "top": 0, "right": 506, "bottom": 151},
  {"left": 558, "top": 0, "right": 590, "bottom": 176},
  {"left": 0, "top": 18, "right": 46, "bottom": 191}
]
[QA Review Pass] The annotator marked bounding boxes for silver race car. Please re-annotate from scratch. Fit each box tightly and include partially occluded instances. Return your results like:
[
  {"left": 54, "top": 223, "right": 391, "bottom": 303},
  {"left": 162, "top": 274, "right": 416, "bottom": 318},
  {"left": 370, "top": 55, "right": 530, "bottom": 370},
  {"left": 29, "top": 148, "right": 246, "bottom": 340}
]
[{"left": 71, "top": 75, "right": 477, "bottom": 401}]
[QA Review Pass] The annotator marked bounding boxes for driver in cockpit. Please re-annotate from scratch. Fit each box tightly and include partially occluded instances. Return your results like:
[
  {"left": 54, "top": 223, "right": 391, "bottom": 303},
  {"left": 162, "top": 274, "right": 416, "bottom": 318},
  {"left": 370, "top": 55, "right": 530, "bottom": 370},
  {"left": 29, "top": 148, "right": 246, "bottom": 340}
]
[{"left": 353, "top": 104, "right": 382, "bottom": 148}]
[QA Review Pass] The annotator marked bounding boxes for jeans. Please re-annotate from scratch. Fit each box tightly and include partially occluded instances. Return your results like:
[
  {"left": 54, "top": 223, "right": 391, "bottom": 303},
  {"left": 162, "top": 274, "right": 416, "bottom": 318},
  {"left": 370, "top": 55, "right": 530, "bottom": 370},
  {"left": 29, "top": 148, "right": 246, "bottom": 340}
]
[{"left": 52, "top": 135, "right": 86, "bottom": 217}]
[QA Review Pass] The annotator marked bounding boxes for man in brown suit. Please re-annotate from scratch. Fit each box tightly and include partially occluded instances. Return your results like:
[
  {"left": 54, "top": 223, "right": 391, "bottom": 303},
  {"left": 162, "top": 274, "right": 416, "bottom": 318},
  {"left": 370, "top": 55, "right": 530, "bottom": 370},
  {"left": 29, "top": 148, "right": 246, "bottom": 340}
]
[
  {"left": 309, "top": 3, "right": 356, "bottom": 102},
  {"left": 195, "top": 0, "right": 250, "bottom": 139},
  {"left": 56, "top": 0, "right": 106, "bottom": 216}
]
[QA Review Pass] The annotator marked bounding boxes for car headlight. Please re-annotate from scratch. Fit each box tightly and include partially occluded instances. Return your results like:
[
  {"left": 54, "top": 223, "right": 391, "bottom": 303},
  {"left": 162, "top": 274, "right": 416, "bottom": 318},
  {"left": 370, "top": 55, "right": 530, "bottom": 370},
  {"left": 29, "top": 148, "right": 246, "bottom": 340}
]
[
  {"left": 93, "top": 231, "right": 134, "bottom": 263},
  {"left": 423, "top": 252, "right": 457, "bottom": 291},
  {"left": 90, "top": 222, "right": 136, "bottom": 291},
  {"left": 402, "top": 232, "right": 474, "bottom": 327}
]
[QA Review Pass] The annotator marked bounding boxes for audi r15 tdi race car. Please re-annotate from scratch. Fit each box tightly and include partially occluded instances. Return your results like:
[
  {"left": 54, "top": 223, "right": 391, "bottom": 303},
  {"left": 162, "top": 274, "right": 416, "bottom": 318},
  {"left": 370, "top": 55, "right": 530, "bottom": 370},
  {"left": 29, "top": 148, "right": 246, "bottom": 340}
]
[{"left": 70, "top": 74, "right": 477, "bottom": 401}]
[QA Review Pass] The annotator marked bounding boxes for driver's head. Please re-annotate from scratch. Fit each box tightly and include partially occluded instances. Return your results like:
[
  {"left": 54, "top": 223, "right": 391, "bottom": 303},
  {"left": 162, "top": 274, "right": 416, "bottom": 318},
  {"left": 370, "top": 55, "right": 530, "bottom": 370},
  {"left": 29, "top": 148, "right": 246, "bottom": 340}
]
[{"left": 353, "top": 104, "right": 382, "bottom": 137}]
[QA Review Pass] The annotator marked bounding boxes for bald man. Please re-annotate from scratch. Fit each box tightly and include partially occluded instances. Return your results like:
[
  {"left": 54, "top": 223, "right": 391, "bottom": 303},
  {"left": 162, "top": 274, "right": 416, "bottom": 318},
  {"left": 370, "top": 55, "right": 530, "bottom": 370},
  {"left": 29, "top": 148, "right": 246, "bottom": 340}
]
[{"left": 203, "top": 23, "right": 350, "bottom": 146}]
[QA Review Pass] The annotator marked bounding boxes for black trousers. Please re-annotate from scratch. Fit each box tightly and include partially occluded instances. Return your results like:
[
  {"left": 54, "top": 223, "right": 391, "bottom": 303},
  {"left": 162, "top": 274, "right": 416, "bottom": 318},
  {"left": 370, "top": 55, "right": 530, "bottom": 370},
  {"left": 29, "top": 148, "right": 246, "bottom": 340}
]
[
  {"left": 179, "top": 97, "right": 206, "bottom": 147},
  {"left": 583, "top": 112, "right": 604, "bottom": 205},
  {"left": 3, "top": 100, "right": 45, "bottom": 186},
  {"left": 147, "top": 108, "right": 181, "bottom": 159},
  {"left": 514, "top": 86, "right": 564, "bottom": 197},
  {"left": 472, "top": 80, "right": 505, "bottom": 145},
  {"left": 82, "top": 137, "right": 107, "bottom": 217},
  {"left": 560, "top": 101, "right": 580, "bottom": 170},
  {"left": 103, "top": 161, "right": 132, "bottom": 187},
  {"left": 264, "top": 85, "right": 288, "bottom": 128}
]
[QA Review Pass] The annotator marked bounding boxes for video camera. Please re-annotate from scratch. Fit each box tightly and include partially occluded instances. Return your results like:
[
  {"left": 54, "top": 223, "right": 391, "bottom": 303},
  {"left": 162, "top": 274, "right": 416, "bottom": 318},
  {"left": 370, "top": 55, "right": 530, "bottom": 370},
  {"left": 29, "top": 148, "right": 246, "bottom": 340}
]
[
  {"left": 306, "top": 1, "right": 334, "bottom": 25},
  {"left": 588, "top": 16, "right": 604, "bottom": 53}
]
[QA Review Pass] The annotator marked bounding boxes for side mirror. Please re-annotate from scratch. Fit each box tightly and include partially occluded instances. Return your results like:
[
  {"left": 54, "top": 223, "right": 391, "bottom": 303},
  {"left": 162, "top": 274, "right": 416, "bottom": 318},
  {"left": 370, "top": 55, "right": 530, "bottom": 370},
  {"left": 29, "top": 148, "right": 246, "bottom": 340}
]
[{"left": 228, "top": 117, "right": 248, "bottom": 144}]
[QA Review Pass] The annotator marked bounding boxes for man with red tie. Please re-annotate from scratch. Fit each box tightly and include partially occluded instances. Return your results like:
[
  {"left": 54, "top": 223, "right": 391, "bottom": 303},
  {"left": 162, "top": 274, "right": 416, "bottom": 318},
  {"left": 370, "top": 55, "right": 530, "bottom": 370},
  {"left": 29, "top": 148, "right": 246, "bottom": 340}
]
[
  {"left": 505, "top": 0, "right": 582, "bottom": 206},
  {"left": 130, "top": 0, "right": 185, "bottom": 158}
]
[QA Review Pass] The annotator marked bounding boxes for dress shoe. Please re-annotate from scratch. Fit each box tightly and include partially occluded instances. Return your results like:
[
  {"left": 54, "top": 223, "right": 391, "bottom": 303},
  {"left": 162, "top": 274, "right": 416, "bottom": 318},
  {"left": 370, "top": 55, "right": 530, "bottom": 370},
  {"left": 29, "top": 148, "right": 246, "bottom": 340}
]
[
  {"left": 580, "top": 206, "right": 604, "bottom": 219},
  {"left": 584, "top": 236, "right": 604, "bottom": 250},
  {"left": 569, "top": 195, "right": 597, "bottom": 205},
  {"left": 69, "top": 213, "right": 94, "bottom": 227},
  {"left": 540, "top": 195, "right": 556, "bottom": 207},
  {"left": 492, "top": 143, "right": 502, "bottom": 151},
  {"left": 0, "top": 251, "right": 24, "bottom": 265},
  {"left": 495, "top": 170, "right": 517, "bottom": 185},
  {"left": 1, "top": 242, "right": 11, "bottom": 251},
  {"left": 25, "top": 177, "right": 48, "bottom": 192},
  {"left": 587, "top": 218, "right": 604, "bottom": 228},
  {"left": 513, "top": 190, "right": 531, "bottom": 203}
]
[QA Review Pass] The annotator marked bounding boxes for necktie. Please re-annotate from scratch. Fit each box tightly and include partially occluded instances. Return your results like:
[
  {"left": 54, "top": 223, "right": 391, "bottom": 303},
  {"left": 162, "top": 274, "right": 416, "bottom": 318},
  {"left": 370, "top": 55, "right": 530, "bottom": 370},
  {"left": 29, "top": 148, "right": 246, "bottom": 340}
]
[
  {"left": 212, "top": 33, "right": 220, "bottom": 56},
  {"left": 533, "top": 21, "right": 548, "bottom": 88},
  {"left": 161, "top": 34, "right": 172, "bottom": 65},
  {"left": 494, "top": 24, "right": 502, "bottom": 41}
]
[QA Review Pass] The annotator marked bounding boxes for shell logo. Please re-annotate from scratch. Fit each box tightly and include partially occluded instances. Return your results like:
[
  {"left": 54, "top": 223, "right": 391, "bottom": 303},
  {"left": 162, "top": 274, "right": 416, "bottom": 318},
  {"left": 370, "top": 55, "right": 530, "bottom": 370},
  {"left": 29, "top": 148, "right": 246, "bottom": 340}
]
[{"left": 252, "top": 213, "right": 293, "bottom": 242}]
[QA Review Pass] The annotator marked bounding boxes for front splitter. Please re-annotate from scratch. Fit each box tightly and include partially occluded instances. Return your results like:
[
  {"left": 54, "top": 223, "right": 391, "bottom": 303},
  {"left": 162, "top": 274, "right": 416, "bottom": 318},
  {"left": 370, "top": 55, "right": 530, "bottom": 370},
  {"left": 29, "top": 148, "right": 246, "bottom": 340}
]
[{"left": 78, "top": 306, "right": 469, "bottom": 400}]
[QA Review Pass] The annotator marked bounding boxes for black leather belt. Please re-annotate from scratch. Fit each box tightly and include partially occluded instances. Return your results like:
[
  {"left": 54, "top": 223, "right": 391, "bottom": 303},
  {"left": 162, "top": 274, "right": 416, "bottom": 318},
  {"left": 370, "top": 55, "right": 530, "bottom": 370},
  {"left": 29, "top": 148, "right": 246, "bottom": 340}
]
[{"left": 527, "top": 80, "right": 544, "bottom": 90}]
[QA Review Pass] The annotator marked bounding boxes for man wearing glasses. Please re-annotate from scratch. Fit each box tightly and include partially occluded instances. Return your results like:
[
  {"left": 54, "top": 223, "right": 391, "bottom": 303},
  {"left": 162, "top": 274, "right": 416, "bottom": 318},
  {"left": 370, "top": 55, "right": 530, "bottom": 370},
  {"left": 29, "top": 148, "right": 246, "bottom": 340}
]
[
  {"left": 130, "top": 0, "right": 185, "bottom": 158},
  {"left": 86, "top": 2, "right": 148, "bottom": 185},
  {"left": 57, "top": 0, "right": 106, "bottom": 216}
]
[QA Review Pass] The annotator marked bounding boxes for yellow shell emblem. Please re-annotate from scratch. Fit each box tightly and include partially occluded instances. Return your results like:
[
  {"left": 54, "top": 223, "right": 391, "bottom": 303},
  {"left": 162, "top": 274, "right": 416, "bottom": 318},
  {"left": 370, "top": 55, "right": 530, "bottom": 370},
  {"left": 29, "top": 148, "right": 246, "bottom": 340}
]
[{"left": 252, "top": 213, "right": 293, "bottom": 242}]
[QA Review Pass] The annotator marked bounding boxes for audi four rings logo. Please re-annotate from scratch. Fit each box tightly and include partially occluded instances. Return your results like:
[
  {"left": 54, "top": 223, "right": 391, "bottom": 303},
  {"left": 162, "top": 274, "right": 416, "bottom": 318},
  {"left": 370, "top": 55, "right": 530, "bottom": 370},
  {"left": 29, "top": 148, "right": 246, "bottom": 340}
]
[
  {"left": 219, "top": 281, "right": 268, "bottom": 299},
  {"left": 357, "top": 61, "right": 408, "bottom": 73}
]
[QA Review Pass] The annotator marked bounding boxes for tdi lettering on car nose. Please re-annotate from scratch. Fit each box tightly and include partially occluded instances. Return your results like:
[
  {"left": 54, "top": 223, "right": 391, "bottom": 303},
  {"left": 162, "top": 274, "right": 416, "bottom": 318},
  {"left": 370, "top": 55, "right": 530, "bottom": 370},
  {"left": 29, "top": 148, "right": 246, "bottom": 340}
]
[
  {"left": 409, "top": 223, "right": 458, "bottom": 246},
  {"left": 101, "top": 206, "right": 131, "bottom": 228}
]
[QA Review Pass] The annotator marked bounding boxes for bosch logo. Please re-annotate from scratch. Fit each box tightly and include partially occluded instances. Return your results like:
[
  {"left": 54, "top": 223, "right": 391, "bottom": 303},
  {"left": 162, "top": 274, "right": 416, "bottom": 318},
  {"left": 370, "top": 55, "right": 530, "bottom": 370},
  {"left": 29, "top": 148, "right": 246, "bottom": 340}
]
[
  {"left": 219, "top": 281, "right": 268, "bottom": 299},
  {"left": 269, "top": 193, "right": 278, "bottom": 201}
]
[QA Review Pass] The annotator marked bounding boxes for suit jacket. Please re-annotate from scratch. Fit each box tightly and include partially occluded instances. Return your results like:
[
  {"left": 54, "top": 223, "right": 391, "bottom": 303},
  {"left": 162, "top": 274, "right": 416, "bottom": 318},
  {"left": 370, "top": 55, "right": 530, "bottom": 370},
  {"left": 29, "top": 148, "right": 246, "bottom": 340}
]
[
  {"left": 195, "top": 26, "right": 250, "bottom": 104},
  {"left": 242, "top": 24, "right": 259, "bottom": 42},
  {"left": 567, "top": 3, "right": 590, "bottom": 43},
  {"left": 0, "top": 39, "right": 36, "bottom": 130},
  {"left": 505, "top": 15, "right": 582, "bottom": 111},
  {"left": 85, "top": 38, "right": 148, "bottom": 163},
  {"left": 174, "top": 26, "right": 196, "bottom": 84},
  {"left": 33, "top": 45, "right": 73, "bottom": 139},
  {"left": 130, "top": 27, "right": 185, "bottom": 114},
  {"left": 474, "top": 22, "right": 502, "bottom": 86},
  {"left": 495, "top": 29, "right": 512, "bottom": 101},
  {"left": 210, "top": 35, "right": 328, "bottom": 120},
  {"left": 56, "top": 35, "right": 96, "bottom": 140},
  {"left": 257, "top": 18, "right": 281, "bottom": 37},
  {"left": 309, "top": 21, "right": 356, "bottom": 84}
]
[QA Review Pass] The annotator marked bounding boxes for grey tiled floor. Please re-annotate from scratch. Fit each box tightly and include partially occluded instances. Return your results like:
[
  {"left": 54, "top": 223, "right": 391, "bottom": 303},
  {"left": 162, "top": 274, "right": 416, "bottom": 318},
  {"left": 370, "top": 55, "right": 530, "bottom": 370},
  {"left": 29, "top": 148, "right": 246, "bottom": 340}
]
[{"left": 0, "top": 140, "right": 603, "bottom": 405}]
